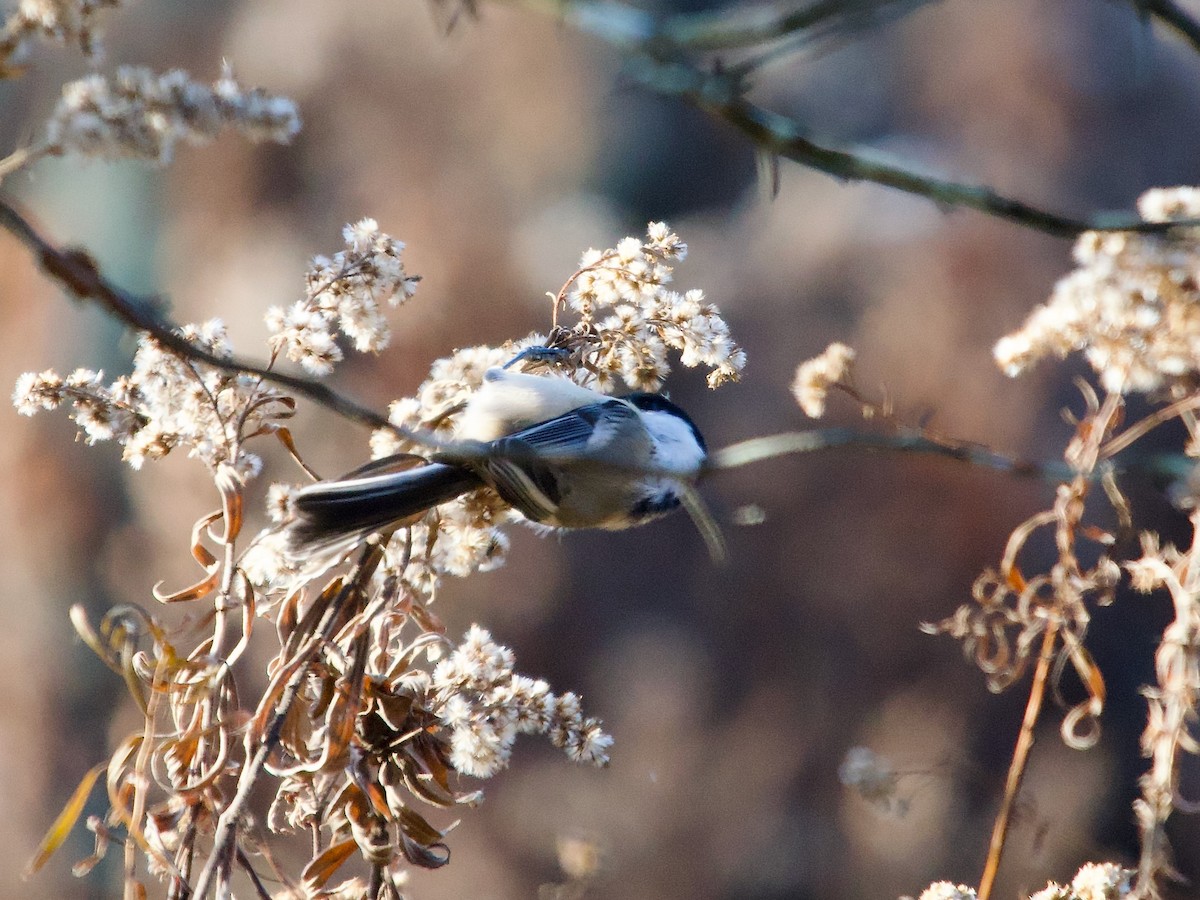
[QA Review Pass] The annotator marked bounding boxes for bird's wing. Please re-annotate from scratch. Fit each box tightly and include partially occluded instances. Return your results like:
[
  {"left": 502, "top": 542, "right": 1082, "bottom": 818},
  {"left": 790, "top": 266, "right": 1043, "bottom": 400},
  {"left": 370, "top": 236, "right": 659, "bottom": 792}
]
[
  {"left": 481, "top": 450, "right": 560, "bottom": 521},
  {"left": 476, "top": 399, "right": 638, "bottom": 522},
  {"left": 501, "top": 398, "right": 634, "bottom": 458}
]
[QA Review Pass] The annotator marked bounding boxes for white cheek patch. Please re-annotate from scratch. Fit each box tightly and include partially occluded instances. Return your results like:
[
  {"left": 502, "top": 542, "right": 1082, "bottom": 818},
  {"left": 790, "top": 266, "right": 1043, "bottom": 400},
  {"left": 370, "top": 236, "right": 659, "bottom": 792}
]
[{"left": 641, "top": 410, "right": 706, "bottom": 473}]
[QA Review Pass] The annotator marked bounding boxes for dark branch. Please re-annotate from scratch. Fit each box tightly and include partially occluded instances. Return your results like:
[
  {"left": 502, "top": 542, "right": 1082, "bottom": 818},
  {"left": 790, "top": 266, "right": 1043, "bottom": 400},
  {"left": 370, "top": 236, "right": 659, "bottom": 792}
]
[
  {"left": 1130, "top": 0, "right": 1200, "bottom": 54},
  {"left": 0, "top": 196, "right": 401, "bottom": 437},
  {"left": 622, "top": 56, "right": 1200, "bottom": 238},
  {"left": 512, "top": 0, "right": 1200, "bottom": 238}
]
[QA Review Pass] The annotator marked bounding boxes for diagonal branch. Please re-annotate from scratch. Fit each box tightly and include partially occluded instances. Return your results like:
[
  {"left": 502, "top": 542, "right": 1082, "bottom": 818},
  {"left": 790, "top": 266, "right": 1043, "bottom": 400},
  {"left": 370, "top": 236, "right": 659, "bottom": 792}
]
[
  {"left": 622, "top": 55, "right": 1200, "bottom": 238},
  {"left": 0, "top": 196, "right": 400, "bottom": 436},
  {"left": 1128, "top": 0, "right": 1200, "bottom": 54},
  {"left": 508, "top": 0, "right": 1200, "bottom": 238}
]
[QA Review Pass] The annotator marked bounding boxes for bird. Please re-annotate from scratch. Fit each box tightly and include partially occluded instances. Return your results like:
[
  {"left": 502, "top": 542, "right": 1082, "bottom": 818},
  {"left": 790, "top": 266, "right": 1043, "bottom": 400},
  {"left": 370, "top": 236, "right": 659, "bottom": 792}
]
[{"left": 280, "top": 366, "right": 712, "bottom": 562}]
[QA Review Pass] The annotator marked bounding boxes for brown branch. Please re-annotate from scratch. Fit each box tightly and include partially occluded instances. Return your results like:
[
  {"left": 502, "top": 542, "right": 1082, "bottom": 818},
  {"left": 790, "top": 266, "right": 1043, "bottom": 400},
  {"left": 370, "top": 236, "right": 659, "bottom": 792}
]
[{"left": 0, "top": 196, "right": 403, "bottom": 437}]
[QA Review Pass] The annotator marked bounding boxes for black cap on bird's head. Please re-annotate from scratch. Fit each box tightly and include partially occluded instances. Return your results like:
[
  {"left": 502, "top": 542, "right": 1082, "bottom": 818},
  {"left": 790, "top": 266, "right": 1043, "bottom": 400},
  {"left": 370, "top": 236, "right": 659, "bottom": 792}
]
[{"left": 625, "top": 392, "right": 707, "bottom": 453}]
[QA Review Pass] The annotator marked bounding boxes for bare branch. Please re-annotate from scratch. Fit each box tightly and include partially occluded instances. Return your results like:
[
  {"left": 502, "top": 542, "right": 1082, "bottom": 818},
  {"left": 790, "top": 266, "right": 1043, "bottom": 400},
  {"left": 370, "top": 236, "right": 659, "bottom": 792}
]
[
  {"left": 709, "top": 428, "right": 1068, "bottom": 481},
  {"left": 0, "top": 196, "right": 400, "bottom": 436},
  {"left": 1129, "top": 0, "right": 1200, "bottom": 54},
  {"left": 622, "top": 56, "right": 1200, "bottom": 238},
  {"left": 505, "top": 0, "right": 1200, "bottom": 238}
]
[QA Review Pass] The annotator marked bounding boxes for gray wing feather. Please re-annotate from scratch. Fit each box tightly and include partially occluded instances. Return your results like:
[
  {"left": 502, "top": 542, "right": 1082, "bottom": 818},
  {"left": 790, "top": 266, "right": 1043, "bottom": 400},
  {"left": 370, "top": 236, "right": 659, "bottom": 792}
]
[{"left": 501, "top": 399, "right": 634, "bottom": 458}]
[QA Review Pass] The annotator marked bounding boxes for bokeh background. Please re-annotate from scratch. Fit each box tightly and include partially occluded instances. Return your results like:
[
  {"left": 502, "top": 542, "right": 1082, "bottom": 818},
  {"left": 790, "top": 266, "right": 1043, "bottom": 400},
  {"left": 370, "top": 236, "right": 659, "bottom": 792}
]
[{"left": 1, "top": 0, "right": 1199, "bottom": 897}]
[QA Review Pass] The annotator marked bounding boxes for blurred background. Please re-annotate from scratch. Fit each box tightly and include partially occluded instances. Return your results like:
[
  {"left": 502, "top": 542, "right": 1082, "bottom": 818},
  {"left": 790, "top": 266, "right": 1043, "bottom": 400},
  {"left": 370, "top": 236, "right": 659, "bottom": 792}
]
[{"left": 1, "top": 0, "right": 1199, "bottom": 897}]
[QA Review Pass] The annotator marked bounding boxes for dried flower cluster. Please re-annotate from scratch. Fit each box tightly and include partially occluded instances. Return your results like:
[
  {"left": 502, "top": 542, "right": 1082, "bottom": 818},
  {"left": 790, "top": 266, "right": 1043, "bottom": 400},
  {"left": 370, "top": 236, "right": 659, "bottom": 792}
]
[
  {"left": 1124, "top": 533, "right": 1200, "bottom": 889},
  {"left": 918, "top": 186, "right": 1200, "bottom": 900},
  {"left": 916, "top": 863, "right": 1133, "bottom": 900},
  {"left": 45, "top": 63, "right": 300, "bottom": 164},
  {"left": 555, "top": 221, "right": 745, "bottom": 391},
  {"left": 252, "top": 620, "right": 608, "bottom": 894},
  {"left": 922, "top": 472, "right": 1121, "bottom": 716},
  {"left": 267, "top": 218, "right": 420, "bottom": 375},
  {"left": 792, "top": 341, "right": 856, "bottom": 418},
  {"left": 15, "top": 219, "right": 733, "bottom": 897},
  {"left": 838, "top": 745, "right": 909, "bottom": 816},
  {"left": 13, "top": 320, "right": 289, "bottom": 475},
  {"left": 431, "top": 625, "right": 612, "bottom": 777},
  {"left": 994, "top": 187, "right": 1200, "bottom": 394},
  {"left": 0, "top": 0, "right": 122, "bottom": 68}
]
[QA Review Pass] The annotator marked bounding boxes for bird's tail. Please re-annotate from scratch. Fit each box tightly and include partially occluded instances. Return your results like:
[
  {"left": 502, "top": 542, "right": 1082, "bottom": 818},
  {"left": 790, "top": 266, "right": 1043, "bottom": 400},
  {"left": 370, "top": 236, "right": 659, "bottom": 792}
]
[{"left": 286, "top": 462, "right": 483, "bottom": 555}]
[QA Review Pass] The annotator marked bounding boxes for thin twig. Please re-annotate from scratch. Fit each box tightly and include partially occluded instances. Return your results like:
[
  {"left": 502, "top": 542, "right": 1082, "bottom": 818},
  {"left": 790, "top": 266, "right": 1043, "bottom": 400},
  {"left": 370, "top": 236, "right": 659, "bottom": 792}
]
[
  {"left": 1129, "top": 0, "right": 1200, "bottom": 54},
  {"left": 235, "top": 847, "right": 273, "bottom": 900},
  {"left": 977, "top": 620, "right": 1060, "bottom": 900},
  {"left": 1102, "top": 393, "right": 1200, "bottom": 458},
  {"left": 0, "top": 197, "right": 402, "bottom": 436},
  {"left": 709, "top": 428, "right": 1066, "bottom": 480}
]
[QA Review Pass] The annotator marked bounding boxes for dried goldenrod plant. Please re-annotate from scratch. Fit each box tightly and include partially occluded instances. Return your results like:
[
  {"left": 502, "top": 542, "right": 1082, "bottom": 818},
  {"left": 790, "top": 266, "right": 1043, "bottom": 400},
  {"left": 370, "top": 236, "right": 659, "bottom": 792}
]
[
  {"left": 0, "top": 27, "right": 750, "bottom": 894},
  {"left": 803, "top": 187, "right": 1200, "bottom": 900},
  {"left": 11, "top": 4, "right": 1200, "bottom": 900},
  {"left": 13, "top": 213, "right": 742, "bottom": 898}
]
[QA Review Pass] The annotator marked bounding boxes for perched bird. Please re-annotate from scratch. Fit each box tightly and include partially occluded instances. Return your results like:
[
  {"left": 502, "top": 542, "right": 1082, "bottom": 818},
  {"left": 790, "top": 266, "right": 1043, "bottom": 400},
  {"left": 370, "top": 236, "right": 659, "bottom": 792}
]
[{"left": 281, "top": 367, "right": 712, "bottom": 562}]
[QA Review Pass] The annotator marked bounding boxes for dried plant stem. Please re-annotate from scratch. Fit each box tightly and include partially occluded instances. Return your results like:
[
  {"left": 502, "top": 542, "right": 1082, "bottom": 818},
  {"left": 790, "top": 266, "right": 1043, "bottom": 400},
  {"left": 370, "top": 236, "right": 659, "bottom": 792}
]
[
  {"left": 1130, "top": 508, "right": 1200, "bottom": 897},
  {"left": 192, "top": 700, "right": 281, "bottom": 895},
  {"left": 168, "top": 811, "right": 197, "bottom": 900},
  {"left": 235, "top": 847, "right": 272, "bottom": 900},
  {"left": 125, "top": 662, "right": 165, "bottom": 898},
  {"left": 978, "top": 619, "right": 1061, "bottom": 900},
  {"left": 190, "top": 549, "right": 378, "bottom": 899}
]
